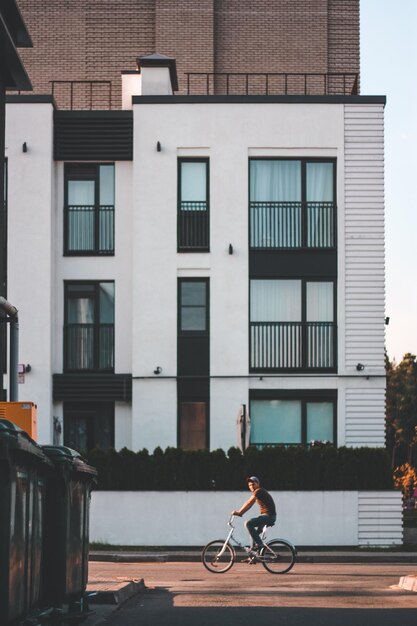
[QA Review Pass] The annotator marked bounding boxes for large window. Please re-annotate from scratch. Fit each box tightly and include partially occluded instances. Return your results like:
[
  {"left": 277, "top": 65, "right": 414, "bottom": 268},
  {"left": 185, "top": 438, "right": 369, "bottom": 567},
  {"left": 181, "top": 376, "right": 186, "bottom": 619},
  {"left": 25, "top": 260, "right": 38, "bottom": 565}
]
[
  {"left": 64, "top": 281, "right": 115, "bottom": 371},
  {"left": 65, "top": 164, "right": 114, "bottom": 255},
  {"left": 64, "top": 402, "right": 114, "bottom": 452},
  {"left": 250, "top": 394, "right": 336, "bottom": 446},
  {"left": 249, "top": 159, "right": 335, "bottom": 249},
  {"left": 250, "top": 279, "right": 335, "bottom": 370},
  {"left": 178, "top": 158, "right": 209, "bottom": 251}
]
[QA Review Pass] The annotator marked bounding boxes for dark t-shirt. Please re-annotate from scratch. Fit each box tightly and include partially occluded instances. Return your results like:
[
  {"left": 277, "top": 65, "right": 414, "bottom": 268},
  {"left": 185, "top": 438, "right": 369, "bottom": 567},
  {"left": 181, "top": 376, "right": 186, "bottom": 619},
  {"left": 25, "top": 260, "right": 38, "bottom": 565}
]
[{"left": 253, "top": 487, "right": 276, "bottom": 516}]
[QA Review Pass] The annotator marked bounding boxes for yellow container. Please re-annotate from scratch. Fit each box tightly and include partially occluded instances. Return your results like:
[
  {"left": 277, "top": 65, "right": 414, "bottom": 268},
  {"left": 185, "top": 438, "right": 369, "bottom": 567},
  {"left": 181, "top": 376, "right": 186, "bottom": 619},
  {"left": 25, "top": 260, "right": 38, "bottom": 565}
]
[{"left": 0, "top": 402, "right": 37, "bottom": 440}]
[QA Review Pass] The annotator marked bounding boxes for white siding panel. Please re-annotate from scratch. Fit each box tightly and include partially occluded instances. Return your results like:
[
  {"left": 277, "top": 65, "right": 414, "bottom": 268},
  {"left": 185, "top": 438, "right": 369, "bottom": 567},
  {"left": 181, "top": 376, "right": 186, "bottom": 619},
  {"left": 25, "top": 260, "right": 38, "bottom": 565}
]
[
  {"left": 345, "top": 388, "right": 385, "bottom": 446},
  {"left": 358, "top": 492, "right": 403, "bottom": 546},
  {"left": 344, "top": 104, "right": 385, "bottom": 373}
]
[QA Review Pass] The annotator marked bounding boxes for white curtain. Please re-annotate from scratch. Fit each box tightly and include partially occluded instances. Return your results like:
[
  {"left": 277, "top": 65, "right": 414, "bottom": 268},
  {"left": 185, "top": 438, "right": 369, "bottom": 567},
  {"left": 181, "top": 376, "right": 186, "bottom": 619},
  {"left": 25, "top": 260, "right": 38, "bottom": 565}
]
[
  {"left": 250, "top": 160, "right": 301, "bottom": 201},
  {"left": 99, "top": 165, "right": 115, "bottom": 205},
  {"left": 68, "top": 180, "right": 95, "bottom": 205},
  {"left": 181, "top": 162, "right": 207, "bottom": 201},
  {"left": 250, "top": 279, "right": 301, "bottom": 321},
  {"left": 68, "top": 298, "right": 94, "bottom": 324},
  {"left": 306, "top": 162, "right": 333, "bottom": 201},
  {"left": 306, "top": 282, "right": 333, "bottom": 322},
  {"left": 306, "top": 402, "right": 333, "bottom": 442},
  {"left": 250, "top": 400, "right": 302, "bottom": 444}
]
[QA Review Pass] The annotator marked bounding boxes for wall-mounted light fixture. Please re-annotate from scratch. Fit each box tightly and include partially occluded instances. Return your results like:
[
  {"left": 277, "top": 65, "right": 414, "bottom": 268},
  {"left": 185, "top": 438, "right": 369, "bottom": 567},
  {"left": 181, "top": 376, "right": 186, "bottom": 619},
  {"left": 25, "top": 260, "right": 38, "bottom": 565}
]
[
  {"left": 385, "top": 317, "right": 390, "bottom": 325},
  {"left": 156, "top": 141, "right": 161, "bottom": 152},
  {"left": 154, "top": 366, "right": 162, "bottom": 375},
  {"left": 356, "top": 363, "right": 365, "bottom": 372},
  {"left": 22, "top": 142, "right": 27, "bottom": 153},
  {"left": 229, "top": 244, "right": 233, "bottom": 255}
]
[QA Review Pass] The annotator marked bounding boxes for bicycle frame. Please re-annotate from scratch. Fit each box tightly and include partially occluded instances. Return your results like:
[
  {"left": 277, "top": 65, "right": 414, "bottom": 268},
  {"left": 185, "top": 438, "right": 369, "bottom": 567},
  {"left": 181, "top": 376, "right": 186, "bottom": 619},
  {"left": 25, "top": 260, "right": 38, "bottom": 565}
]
[{"left": 222, "top": 514, "right": 296, "bottom": 555}]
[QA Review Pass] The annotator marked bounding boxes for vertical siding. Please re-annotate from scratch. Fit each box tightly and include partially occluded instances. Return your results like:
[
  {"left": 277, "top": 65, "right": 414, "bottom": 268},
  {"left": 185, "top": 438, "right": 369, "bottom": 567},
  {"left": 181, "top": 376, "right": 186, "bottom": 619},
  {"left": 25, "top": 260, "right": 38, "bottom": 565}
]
[
  {"left": 345, "top": 388, "right": 385, "bottom": 446},
  {"left": 358, "top": 491, "right": 403, "bottom": 546},
  {"left": 344, "top": 104, "right": 385, "bottom": 370}
]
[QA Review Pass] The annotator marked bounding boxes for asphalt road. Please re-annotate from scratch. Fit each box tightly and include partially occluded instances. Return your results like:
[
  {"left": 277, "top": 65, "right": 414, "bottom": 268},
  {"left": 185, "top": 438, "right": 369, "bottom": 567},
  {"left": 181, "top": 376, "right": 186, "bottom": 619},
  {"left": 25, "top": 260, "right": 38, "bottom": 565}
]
[{"left": 98, "top": 561, "right": 417, "bottom": 626}]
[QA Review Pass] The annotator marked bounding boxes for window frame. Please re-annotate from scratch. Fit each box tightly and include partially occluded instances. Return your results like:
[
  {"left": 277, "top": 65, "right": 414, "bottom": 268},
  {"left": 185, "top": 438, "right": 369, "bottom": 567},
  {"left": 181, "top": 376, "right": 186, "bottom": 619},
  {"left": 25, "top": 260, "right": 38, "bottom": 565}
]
[
  {"left": 64, "top": 162, "right": 115, "bottom": 256},
  {"left": 249, "top": 277, "right": 337, "bottom": 372},
  {"left": 249, "top": 389, "right": 337, "bottom": 447},
  {"left": 178, "top": 277, "right": 210, "bottom": 335},
  {"left": 248, "top": 157, "right": 337, "bottom": 250},
  {"left": 63, "top": 280, "right": 115, "bottom": 373},
  {"left": 177, "top": 157, "right": 210, "bottom": 252},
  {"left": 63, "top": 401, "right": 115, "bottom": 452}
]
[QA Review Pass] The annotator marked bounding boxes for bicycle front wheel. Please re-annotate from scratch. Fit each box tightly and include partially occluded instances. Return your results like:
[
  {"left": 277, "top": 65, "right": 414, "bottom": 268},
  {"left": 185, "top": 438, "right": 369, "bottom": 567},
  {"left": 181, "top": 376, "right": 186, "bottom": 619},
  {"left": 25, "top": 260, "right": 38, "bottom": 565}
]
[
  {"left": 202, "top": 540, "right": 235, "bottom": 573},
  {"left": 260, "top": 539, "right": 296, "bottom": 574}
]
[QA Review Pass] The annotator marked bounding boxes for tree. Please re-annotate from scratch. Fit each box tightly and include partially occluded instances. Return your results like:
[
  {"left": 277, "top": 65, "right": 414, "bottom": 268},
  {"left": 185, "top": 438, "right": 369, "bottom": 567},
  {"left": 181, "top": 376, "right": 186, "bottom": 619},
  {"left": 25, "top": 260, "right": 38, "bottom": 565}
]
[{"left": 386, "top": 353, "right": 417, "bottom": 467}]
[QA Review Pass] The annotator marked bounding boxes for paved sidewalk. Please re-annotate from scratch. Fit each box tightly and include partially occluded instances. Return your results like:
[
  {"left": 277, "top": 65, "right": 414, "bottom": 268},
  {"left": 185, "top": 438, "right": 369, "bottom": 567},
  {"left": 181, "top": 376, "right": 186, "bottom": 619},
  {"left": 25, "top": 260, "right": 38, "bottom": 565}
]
[{"left": 84, "top": 548, "right": 417, "bottom": 624}]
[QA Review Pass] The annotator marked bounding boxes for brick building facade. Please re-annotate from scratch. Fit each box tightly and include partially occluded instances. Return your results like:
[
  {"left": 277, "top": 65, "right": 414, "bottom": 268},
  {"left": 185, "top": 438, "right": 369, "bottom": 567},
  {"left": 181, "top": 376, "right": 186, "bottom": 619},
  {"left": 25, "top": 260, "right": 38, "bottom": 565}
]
[{"left": 16, "top": 0, "right": 360, "bottom": 107}]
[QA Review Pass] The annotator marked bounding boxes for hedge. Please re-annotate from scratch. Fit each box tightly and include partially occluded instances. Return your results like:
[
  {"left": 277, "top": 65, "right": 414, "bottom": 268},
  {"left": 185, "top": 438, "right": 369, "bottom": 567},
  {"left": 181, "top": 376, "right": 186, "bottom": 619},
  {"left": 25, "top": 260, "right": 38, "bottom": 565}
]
[{"left": 85, "top": 445, "right": 394, "bottom": 491}]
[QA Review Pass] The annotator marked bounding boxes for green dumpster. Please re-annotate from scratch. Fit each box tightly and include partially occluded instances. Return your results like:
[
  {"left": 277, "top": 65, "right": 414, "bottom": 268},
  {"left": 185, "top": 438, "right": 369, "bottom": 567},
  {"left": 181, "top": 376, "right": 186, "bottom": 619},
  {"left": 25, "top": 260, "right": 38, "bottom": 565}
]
[
  {"left": 0, "top": 418, "right": 52, "bottom": 625},
  {"left": 41, "top": 446, "right": 97, "bottom": 621}
]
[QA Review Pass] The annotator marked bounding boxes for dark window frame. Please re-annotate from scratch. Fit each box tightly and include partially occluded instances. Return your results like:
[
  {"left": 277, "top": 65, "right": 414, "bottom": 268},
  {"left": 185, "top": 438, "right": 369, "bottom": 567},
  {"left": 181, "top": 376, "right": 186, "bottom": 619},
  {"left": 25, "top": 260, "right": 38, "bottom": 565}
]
[
  {"left": 248, "top": 157, "right": 337, "bottom": 250},
  {"left": 249, "top": 276, "right": 337, "bottom": 373},
  {"left": 178, "top": 277, "right": 210, "bottom": 336},
  {"left": 249, "top": 389, "right": 337, "bottom": 447},
  {"left": 63, "top": 280, "right": 115, "bottom": 373},
  {"left": 63, "top": 400, "right": 115, "bottom": 452},
  {"left": 177, "top": 157, "right": 210, "bottom": 252},
  {"left": 64, "top": 162, "right": 115, "bottom": 256}
]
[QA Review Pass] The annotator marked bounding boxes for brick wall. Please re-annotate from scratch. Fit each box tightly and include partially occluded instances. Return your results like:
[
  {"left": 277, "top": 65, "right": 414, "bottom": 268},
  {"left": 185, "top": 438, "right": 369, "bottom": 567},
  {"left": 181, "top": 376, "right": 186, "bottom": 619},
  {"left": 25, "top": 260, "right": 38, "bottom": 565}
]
[{"left": 16, "top": 0, "right": 359, "bottom": 106}]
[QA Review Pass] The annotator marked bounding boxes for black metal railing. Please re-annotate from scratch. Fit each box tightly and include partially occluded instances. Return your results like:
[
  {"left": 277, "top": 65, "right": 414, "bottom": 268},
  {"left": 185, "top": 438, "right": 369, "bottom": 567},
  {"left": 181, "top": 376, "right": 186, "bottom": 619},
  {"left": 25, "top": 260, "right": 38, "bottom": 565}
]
[
  {"left": 250, "top": 321, "right": 335, "bottom": 370},
  {"left": 250, "top": 201, "right": 335, "bottom": 249},
  {"left": 178, "top": 201, "right": 209, "bottom": 251},
  {"left": 66, "top": 205, "right": 114, "bottom": 254},
  {"left": 185, "top": 72, "right": 358, "bottom": 96},
  {"left": 50, "top": 80, "right": 112, "bottom": 110},
  {"left": 64, "top": 324, "right": 114, "bottom": 371}
]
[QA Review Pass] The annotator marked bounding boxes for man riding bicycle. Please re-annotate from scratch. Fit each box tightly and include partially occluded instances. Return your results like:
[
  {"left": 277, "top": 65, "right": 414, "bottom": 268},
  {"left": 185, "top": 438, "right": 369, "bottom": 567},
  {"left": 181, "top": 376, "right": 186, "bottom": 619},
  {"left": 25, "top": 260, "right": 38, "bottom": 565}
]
[{"left": 232, "top": 476, "right": 276, "bottom": 555}]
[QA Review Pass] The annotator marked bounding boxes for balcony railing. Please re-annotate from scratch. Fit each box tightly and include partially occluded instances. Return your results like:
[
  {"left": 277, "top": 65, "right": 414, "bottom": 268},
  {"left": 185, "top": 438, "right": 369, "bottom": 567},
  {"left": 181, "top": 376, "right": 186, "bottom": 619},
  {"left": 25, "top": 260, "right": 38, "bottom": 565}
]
[
  {"left": 50, "top": 80, "right": 112, "bottom": 110},
  {"left": 250, "top": 201, "right": 335, "bottom": 249},
  {"left": 250, "top": 321, "right": 335, "bottom": 370},
  {"left": 66, "top": 205, "right": 114, "bottom": 254},
  {"left": 64, "top": 324, "right": 114, "bottom": 371},
  {"left": 178, "top": 201, "right": 209, "bottom": 251},
  {"left": 185, "top": 72, "right": 358, "bottom": 96}
]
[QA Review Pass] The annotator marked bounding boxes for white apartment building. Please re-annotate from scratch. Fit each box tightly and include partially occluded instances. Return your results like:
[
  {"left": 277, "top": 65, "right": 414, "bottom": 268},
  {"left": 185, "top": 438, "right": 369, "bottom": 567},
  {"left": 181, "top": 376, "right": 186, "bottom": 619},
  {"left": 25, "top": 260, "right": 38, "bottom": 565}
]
[{"left": 4, "top": 55, "right": 386, "bottom": 453}]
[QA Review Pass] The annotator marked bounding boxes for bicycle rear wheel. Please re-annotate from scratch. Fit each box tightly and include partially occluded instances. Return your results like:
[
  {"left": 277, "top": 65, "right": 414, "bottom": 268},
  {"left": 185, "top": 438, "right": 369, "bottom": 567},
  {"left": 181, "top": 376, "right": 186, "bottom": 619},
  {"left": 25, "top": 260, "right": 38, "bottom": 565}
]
[
  {"left": 202, "top": 540, "right": 235, "bottom": 573},
  {"left": 260, "top": 539, "right": 296, "bottom": 574}
]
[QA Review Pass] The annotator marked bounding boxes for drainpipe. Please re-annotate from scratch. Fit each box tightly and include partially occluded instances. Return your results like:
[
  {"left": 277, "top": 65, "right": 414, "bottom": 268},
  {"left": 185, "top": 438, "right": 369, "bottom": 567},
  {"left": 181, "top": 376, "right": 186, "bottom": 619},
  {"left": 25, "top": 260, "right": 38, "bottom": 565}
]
[{"left": 0, "top": 297, "right": 19, "bottom": 401}]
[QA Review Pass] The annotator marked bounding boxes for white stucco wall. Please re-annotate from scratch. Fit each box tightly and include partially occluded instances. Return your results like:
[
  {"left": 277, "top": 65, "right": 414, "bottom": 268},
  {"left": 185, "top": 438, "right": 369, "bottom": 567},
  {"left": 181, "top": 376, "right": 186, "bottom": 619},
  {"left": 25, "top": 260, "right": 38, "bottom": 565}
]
[{"left": 90, "top": 490, "right": 402, "bottom": 547}]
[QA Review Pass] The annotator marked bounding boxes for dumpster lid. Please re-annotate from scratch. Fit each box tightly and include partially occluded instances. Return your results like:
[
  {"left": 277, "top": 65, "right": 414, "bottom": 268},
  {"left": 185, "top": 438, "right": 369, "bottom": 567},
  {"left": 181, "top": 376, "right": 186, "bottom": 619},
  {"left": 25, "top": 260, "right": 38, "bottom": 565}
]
[
  {"left": 42, "top": 445, "right": 98, "bottom": 477},
  {"left": 0, "top": 418, "right": 53, "bottom": 465}
]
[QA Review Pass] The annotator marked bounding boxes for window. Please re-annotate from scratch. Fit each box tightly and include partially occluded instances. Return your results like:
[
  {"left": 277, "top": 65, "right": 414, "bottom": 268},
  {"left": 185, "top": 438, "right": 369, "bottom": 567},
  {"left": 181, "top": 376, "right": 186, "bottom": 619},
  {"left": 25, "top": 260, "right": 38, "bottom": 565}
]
[
  {"left": 179, "top": 279, "right": 209, "bottom": 332},
  {"left": 178, "top": 158, "right": 209, "bottom": 251},
  {"left": 178, "top": 401, "right": 208, "bottom": 450},
  {"left": 64, "top": 281, "right": 115, "bottom": 371},
  {"left": 65, "top": 164, "right": 114, "bottom": 255},
  {"left": 64, "top": 402, "right": 114, "bottom": 452},
  {"left": 249, "top": 159, "right": 335, "bottom": 249},
  {"left": 250, "top": 394, "right": 336, "bottom": 446},
  {"left": 250, "top": 279, "right": 335, "bottom": 370}
]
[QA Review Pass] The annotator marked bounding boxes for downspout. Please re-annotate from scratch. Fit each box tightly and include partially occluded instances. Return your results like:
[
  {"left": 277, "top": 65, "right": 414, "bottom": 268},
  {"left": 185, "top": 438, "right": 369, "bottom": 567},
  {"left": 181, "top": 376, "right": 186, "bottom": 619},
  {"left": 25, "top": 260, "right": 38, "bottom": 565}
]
[{"left": 0, "top": 297, "right": 18, "bottom": 401}]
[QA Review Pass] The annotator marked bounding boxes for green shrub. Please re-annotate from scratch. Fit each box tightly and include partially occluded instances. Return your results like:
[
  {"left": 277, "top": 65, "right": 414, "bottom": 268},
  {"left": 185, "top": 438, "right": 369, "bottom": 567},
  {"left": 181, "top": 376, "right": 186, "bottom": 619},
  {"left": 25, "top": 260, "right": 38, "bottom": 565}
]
[{"left": 86, "top": 444, "right": 394, "bottom": 491}]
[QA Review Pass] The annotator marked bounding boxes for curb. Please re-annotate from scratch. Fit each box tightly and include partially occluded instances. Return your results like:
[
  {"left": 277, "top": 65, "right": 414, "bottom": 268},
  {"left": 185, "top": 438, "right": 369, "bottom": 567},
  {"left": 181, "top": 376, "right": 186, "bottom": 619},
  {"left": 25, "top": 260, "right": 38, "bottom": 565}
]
[{"left": 89, "top": 579, "right": 145, "bottom": 605}]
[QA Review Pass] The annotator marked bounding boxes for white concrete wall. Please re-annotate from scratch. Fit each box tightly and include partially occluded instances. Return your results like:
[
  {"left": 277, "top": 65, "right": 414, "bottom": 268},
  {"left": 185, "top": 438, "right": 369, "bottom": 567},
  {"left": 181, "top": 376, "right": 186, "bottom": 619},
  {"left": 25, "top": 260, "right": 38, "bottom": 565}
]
[
  {"left": 5, "top": 102, "right": 54, "bottom": 444},
  {"left": 90, "top": 490, "right": 403, "bottom": 547}
]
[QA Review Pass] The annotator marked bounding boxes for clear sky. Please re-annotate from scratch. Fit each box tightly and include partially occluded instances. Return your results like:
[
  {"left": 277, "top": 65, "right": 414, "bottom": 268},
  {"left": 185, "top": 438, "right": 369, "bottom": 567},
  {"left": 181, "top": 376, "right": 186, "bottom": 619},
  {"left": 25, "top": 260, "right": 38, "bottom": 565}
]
[{"left": 360, "top": 0, "right": 417, "bottom": 363}]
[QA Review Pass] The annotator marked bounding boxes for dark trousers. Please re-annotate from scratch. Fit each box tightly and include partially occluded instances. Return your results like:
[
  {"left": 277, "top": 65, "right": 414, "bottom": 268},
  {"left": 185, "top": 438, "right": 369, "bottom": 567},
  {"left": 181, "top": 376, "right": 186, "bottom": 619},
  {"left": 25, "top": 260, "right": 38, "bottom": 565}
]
[{"left": 245, "top": 514, "right": 276, "bottom": 548}]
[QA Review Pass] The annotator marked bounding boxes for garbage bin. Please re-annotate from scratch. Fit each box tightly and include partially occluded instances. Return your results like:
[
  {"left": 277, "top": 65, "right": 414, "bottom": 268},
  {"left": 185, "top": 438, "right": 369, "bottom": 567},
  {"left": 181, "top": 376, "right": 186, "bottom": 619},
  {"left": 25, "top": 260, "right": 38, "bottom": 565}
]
[
  {"left": 0, "top": 418, "right": 52, "bottom": 625},
  {"left": 41, "top": 446, "right": 97, "bottom": 622}
]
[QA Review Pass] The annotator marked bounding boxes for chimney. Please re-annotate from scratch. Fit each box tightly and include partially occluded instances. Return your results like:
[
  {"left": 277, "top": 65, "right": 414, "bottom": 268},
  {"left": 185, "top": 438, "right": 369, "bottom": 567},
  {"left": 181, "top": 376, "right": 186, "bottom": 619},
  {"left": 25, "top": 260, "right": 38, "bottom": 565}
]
[{"left": 138, "top": 53, "right": 178, "bottom": 96}]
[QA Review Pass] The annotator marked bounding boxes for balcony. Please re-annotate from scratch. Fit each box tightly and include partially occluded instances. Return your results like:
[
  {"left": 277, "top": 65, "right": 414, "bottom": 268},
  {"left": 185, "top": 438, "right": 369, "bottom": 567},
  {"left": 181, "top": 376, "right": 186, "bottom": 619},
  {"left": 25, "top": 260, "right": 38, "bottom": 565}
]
[
  {"left": 185, "top": 72, "right": 358, "bottom": 96},
  {"left": 65, "top": 204, "right": 114, "bottom": 255},
  {"left": 178, "top": 201, "right": 209, "bottom": 251},
  {"left": 250, "top": 321, "right": 335, "bottom": 370},
  {"left": 250, "top": 201, "right": 336, "bottom": 249},
  {"left": 64, "top": 324, "right": 114, "bottom": 371}
]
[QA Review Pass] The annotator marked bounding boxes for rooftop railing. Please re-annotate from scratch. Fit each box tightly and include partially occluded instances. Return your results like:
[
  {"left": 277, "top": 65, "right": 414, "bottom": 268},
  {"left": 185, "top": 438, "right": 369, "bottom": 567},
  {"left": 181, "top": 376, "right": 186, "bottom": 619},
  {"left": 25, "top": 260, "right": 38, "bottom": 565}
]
[
  {"left": 50, "top": 80, "right": 112, "bottom": 110},
  {"left": 185, "top": 72, "right": 358, "bottom": 96}
]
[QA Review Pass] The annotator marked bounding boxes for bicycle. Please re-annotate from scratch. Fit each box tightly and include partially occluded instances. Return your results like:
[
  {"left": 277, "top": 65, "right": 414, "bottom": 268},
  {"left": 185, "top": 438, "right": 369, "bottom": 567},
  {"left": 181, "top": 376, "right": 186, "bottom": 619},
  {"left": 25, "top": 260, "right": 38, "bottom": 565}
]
[{"left": 202, "top": 514, "right": 296, "bottom": 574}]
